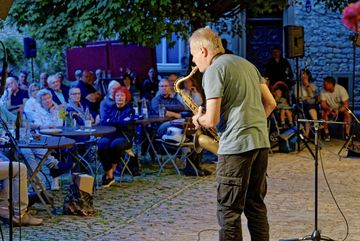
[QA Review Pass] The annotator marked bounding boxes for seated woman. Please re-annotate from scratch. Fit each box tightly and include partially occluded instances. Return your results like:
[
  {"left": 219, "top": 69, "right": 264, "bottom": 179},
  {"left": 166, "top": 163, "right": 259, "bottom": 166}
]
[
  {"left": 98, "top": 86, "right": 139, "bottom": 188},
  {"left": 294, "top": 69, "right": 318, "bottom": 138},
  {"left": 24, "top": 83, "right": 41, "bottom": 122},
  {"left": 67, "top": 87, "right": 96, "bottom": 126},
  {"left": 23, "top": 89, "right": 73, "bottom": 189}
]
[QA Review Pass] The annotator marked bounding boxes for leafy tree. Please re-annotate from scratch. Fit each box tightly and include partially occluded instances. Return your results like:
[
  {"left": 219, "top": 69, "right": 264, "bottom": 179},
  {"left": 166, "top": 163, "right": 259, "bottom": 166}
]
[{"left": 5, "top": 0, "right": 355, "bottom": 52}]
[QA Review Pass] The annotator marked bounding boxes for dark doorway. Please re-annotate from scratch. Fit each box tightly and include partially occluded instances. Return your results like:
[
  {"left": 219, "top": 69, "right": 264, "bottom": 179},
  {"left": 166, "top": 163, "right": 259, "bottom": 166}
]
[{"left": 246, "top": 11, "right": 283, "bottom": 75}]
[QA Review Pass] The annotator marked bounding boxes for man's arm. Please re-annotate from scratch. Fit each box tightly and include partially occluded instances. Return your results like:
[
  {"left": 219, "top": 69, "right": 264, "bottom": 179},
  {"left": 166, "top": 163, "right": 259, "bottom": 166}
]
[
  {"left": 86, "top": 92, "right": 101, "bottom": 103},
  {"left": 320, "top": 100, "right": 331, "bottom": 111},
  {"left": 192, "top": 98, "right": 221, "bottom": 129},
  {"left": 260, "top": 83, "right": 276, "bottom": 118}
]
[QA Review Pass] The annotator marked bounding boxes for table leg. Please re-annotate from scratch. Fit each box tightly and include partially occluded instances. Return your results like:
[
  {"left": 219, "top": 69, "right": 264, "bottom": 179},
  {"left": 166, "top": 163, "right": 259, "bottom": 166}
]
[
  {"left": 23, "top": 150, "right": 55, "bottom": 216},
  {"left": 142, "top": 127, "right": 162, "bottom": 166}
]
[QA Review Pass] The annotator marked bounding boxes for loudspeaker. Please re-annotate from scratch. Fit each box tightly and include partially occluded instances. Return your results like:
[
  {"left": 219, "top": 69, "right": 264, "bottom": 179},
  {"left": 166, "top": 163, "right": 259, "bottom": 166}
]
[
  {"left": 284, "top": 25, "right": 304, "bottom": 58},
  {"left": 23, "top": 37, "right": 37, "bottom": 59},
  {"left": 0, "top": 0, "right": 13, "bottom": 20}
]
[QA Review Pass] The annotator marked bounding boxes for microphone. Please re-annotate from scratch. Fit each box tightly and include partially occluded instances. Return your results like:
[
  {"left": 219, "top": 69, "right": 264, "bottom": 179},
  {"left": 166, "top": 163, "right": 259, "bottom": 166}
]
[{"left": 0, "top": 40, "right": 8, "bottom": 96}]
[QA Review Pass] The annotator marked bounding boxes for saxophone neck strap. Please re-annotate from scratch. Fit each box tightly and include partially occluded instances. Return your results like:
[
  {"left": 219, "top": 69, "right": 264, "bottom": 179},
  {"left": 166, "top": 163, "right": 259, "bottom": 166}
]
[{"left": 210, "top": 53, "right": 224, "bottom": 65}]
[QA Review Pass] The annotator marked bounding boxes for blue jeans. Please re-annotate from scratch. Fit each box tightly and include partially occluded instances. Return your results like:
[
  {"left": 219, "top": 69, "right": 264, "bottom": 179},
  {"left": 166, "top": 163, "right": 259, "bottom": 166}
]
[{"left": 217, "top": 148, "right": 269, "bottom": 241}]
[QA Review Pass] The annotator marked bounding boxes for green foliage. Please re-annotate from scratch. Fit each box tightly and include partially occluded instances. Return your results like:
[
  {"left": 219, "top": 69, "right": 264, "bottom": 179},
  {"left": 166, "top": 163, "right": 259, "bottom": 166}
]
[
  {"left": 3, "top": 0, "right": 353, "bottom": 71},
  {"left": 7, "top": 0, "right": 296, "bottom": 51},
  {"left": 0, "top": 36, "right": 24, "bottom": 67}
]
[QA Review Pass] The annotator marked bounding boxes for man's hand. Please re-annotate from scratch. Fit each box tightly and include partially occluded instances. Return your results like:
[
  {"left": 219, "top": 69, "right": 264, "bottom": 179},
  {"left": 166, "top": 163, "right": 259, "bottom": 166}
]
[
  {"left": 192, "top": 106, "right": 203, "bottom": 130},
  {"left": 86, "top": 92, "right": 101, "bottom": 103}
]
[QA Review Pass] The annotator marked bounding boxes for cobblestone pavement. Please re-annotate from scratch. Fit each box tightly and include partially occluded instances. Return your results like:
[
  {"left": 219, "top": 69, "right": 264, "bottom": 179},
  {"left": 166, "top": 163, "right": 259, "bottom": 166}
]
[{"left": 2, "top": 139, "right": 360, "bottom": 241}]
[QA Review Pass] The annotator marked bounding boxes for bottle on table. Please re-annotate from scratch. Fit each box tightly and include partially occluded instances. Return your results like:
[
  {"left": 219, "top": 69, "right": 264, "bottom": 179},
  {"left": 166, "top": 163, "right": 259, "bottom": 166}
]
[
  {"left": 133, "top": 98, "right": 139, "bottom": 117},
  {"left": 141, "top": 98, "right": 148, "bottom": 119},
  {"left": 84, "top": 107, "right": 92, "bottom": 128}
]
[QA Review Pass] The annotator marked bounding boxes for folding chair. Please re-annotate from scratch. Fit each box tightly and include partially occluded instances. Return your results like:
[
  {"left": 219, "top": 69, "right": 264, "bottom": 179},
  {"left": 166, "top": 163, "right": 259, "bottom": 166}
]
[
  {"left": 156, "top": 121, "right": 199, "bottom": 176},
  {"left": 118, "top": 121, "right": 138, "bottom": 183}
]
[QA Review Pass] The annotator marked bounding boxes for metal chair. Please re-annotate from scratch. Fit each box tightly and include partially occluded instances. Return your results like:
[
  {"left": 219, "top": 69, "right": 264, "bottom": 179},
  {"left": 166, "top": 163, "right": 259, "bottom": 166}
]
[{"left": 156, "top": 120, "right": 198, "bottom": 176}]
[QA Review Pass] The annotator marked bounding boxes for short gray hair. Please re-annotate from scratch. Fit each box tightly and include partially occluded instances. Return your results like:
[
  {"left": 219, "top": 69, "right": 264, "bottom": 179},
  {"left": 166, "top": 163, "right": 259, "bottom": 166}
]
[
  {"left": 189, "top": 27, "right": 225, "bottom": 54},
  {"left": 107, "top": 80, "right": 120, "bottom": 93},
  {"left": 36, "top": 89, "right": 52, "bottom": 105}
]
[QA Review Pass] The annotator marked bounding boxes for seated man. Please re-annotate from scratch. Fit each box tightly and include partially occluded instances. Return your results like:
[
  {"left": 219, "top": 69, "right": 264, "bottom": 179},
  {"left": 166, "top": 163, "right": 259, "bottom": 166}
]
[
  {"left": 320, "top": 76, "right": 351, "bottom": 141},
  {"left": 77, "top": 70, "right": 102, "bottom": 119},
  {"left": 0, "top": 159, "right": 43, "bottom": 226},
  {"left": 1, "top": 77, "right": 28, "bottom": 113},
  {"left": 151, "top": 79, "right": 189, "bottom": 136},
  {"left": 151, "top": 79, "right": 208, "bottom": 176},
  {"left": 47, "top": 74, "right": 69, "bottom": 107}
]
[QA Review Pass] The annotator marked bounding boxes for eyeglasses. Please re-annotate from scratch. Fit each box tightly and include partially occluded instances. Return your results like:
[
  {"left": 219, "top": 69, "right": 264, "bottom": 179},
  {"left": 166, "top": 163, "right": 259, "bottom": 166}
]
[{"left": 70, "top": 92, "right": 81, "bottom": 95}]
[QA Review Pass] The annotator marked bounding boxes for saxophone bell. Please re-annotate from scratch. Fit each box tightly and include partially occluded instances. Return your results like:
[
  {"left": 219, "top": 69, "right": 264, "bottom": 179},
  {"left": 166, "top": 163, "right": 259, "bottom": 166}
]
[{"left": 194, "top": 129, "right": 219, "bottom": 155}]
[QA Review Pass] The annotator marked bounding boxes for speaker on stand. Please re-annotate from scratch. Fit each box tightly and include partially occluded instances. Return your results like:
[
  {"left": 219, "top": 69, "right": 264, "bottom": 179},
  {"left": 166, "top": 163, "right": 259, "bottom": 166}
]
[
  {"left": 284, "top": 25, "right": 305, "bottom": 152},
  {"left": 23, "top": 37, "right": 37, "bottom": 81}
]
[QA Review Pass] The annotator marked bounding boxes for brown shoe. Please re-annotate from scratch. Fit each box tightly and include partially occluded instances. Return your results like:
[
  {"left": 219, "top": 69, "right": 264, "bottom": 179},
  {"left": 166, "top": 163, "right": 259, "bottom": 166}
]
[{"left": 14, "top": 212, "right": 43, "bottom": 226}]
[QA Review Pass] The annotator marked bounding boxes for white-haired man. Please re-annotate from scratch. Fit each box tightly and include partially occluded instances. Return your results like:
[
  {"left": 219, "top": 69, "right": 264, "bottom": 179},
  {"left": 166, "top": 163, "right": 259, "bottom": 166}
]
[{"left": 190, "top": 27, "right": 276, "bottom": 241}]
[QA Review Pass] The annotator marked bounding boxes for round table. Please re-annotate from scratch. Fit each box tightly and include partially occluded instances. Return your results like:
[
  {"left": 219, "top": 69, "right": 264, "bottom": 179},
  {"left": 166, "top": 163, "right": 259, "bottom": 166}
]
[{"left": 40, "top": 125, "right": 116, "bottom": 138}]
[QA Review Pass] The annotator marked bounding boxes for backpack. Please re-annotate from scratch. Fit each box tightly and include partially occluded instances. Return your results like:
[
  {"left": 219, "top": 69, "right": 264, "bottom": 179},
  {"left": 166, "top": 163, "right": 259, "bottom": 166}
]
[{"left": 63, "top": 183, "right": 95, "bottom": 216}]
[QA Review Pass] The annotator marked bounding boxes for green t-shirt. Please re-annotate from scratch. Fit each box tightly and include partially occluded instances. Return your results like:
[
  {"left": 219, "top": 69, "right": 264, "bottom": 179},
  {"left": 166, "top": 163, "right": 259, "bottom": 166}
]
[{"left": 203, "top": 54, "right": 270, "bottom": 154}]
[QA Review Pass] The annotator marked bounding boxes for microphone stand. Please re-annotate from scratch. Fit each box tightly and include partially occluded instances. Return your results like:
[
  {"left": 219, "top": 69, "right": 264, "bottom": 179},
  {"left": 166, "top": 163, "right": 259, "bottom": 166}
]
[
  {"left": 280, "top": 119, "right": 348, "bottom": 241},
  {"left": 338, "top": 107, "right": 360, "bottom": 156}
]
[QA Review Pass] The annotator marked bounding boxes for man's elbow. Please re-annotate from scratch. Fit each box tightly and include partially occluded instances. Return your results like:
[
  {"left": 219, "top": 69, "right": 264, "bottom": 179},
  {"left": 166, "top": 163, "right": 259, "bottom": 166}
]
[{"left": 270, "top": 100, "right": 277, "bottom": 111}]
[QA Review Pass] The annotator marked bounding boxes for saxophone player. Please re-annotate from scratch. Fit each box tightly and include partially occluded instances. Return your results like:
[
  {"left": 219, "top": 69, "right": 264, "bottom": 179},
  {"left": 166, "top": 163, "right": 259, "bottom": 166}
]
[{"left": 190, "top": 27, "right": 276, "bottom": 241}]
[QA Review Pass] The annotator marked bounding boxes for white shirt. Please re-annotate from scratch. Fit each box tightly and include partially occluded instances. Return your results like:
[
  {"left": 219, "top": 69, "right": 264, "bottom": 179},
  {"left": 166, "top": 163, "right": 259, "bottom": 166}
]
[
  {"left": 24, "top": 97, "right": 42, "bottom": 122},
  {"left": 320, "top": 84, "right": 349, "bottom": 109}
]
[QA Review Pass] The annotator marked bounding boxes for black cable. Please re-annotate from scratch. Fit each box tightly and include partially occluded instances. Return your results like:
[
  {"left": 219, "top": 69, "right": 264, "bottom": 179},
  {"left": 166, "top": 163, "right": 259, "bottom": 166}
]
[
  {"left": 319, "top": 148, "right": 349, "bottom": 241},
  {"left": 197, "top": 228, "right": 218, "bottom": 241}
]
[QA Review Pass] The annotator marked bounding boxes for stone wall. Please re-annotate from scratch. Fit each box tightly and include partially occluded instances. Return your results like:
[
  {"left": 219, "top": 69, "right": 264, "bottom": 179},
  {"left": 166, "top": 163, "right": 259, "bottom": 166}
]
[{"left": 293, "top": 2, "right": 360, "bottom": 109}]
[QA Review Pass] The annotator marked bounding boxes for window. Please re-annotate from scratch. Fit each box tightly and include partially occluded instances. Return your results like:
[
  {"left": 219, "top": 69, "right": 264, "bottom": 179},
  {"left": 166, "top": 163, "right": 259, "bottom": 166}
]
[{"left": 156, "top": 33, "right": 188, "bottom": 74}]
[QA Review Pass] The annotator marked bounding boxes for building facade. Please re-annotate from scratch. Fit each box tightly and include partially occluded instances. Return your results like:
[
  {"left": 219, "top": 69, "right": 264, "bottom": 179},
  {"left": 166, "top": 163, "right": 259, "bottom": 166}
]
[{"left": 156, "top": 1, "right": 359, "bottom": 110}]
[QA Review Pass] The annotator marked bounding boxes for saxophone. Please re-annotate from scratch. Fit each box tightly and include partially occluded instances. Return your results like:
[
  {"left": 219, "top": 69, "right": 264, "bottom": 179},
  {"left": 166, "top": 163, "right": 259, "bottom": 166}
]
[{"left": 174, "top": 66, "right": 219, "bottom": 154}]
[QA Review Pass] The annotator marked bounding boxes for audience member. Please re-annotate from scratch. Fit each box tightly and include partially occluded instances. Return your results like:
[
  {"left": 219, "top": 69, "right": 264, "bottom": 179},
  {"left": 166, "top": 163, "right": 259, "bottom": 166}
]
[
  {"left": 98, "top": 86, "right": 139, "bottom": 187},
  {"left": 18, "top": 70, "right": 29, "bottom": 91},
  {"left": 32, "top": 89, "right": 64, "bottom": 128},
  {"left": 142, "top": 67, "right": 160, "bottom": 99},
  {"left": 151, "top": 79, "right": 187, "bottom": 133},
  {"left": 24, "top": 83, "right": 41, "bottom": 121},
  {"left": 273, "top": 88, "right": 293, "bottom": 129},
  {"left": 76, "top": 70, "right": 102, "bottom": 119},
  {"left": 1, "top": 77, "right": 28, "bottom": 113},
  {"left": 319, "top": 76, "right": 351, "bottom": 141},
  {"left": 99, "top": 80, "right": 121, "bottom": 121},
  {"left": 0, "top": 161, "right": 43, "bottom": 226},
  {"left": 221, "top": 38, "right": 234, "bottom": 54},
  {"left": 181, "top": 76, "right": 203, "bottom": 108},
  {"left": 265, "top": 46, "right": 293, "bottom": 88},
  {"left": 150, "top": 79, "right": 207, "bottom": 176},
  {"left": 123, "top": 74, "right": 137, "bottom": 100},
  {"left": 39, "top": 72, "right": 48, "bottom": 89},
  {"left": 167, "top": 73, "right": 178, "bottom": 96},
  {"left": 94, "top": 69, "right": 106, "bottom": 96},
  {"left": 294, "top": 69, "right": 318, "bottom": 138},
  {"left": 47, "top": 74, "right": 69, "bottom": 107},
  {"left": 67, "top": 87, "right": 94, "bottom": 126}
]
